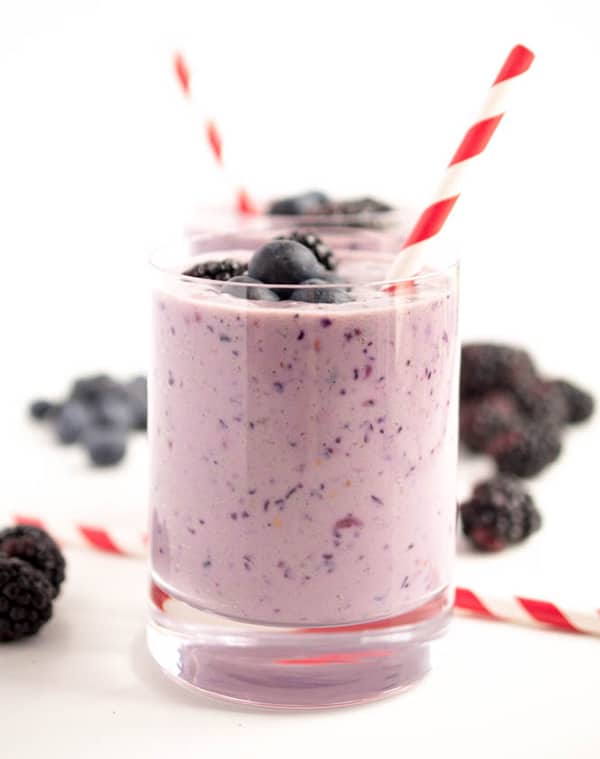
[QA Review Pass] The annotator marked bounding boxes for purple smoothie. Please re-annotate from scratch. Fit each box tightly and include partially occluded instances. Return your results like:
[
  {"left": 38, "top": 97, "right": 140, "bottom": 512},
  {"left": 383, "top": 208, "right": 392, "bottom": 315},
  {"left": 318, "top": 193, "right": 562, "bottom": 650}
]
[{"left": 150, "top": 249, "right": 459, "bottom": 627}]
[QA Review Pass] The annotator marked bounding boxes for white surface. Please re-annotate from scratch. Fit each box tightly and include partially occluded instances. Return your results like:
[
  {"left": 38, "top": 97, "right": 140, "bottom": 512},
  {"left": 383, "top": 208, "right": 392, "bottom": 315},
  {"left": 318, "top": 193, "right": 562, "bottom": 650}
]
[
  {"left": 1, "top": 0, "right": 600, "bottom": 757},
  {"left": 2, "top": 548, "right": 600, "bottom": 759}
]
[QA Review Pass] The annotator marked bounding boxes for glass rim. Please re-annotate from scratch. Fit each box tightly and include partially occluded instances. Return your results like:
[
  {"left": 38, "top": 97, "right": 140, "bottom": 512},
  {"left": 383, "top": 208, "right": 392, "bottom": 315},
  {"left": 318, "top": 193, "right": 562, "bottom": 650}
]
[{"left": 150, "top": 227, "right": 459, "bottom": 290}]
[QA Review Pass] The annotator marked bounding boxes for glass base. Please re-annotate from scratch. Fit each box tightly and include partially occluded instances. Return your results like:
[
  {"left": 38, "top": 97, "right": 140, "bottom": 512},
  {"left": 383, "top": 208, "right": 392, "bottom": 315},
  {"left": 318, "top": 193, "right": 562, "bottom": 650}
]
[{"left": 147, "top": 582, "right": 452, "bottom": 709}]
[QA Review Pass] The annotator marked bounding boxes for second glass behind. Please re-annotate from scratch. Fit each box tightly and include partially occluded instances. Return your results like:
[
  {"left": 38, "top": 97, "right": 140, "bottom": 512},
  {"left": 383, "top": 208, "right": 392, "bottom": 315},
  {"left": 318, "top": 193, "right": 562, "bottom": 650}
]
[{"left": 148, "top": 223, "right": 460, "bottom": 709}]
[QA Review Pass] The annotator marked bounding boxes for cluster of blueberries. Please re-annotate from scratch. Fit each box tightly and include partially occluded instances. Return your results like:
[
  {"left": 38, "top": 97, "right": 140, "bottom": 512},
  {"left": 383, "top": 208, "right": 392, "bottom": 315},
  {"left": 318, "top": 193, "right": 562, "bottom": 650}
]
[
  {"left": 30, "top": 374, "right": 147, "bottom": 467},
  {"left": 185, "top": 231, "right": 352, "bottom": 304},
  {"left": 458, "top": 343, "right": 594, "bottom": 552}
]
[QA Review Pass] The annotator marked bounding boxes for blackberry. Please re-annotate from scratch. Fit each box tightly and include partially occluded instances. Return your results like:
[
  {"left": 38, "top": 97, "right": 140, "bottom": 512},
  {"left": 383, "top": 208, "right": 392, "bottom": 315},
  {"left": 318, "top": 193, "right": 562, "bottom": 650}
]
[
  {"left": 0, "top": 558, "right": 54, "bottom": 642},
  {"left": 552, "top": 380, "right": 595, "bottom": 424},
  {"left": 0, "top": 525, "right": 66, "bottom": 598},
  {"left": 460, "top": 475, "right": 541, "bottom": 551},
  {"left": 460, "top": 343, "right": 538, "bottom": 398},
  {"left": 275, "top": 231, "right": 337, "bottom": 271},
  {"left": 334, "top": 196, "right": 393, "bottom": 215},
  {"left": 184, "top": 259, "right": 248, "bottom": 281},
  {"left": 460, "top": 391, "right": 522, "bottom": 452},
  {"left": 514, "top": 380, "right": 569, "bottom": 427},
  {"left": 486, "top": 423, "right": 562, "bottom": 477}
]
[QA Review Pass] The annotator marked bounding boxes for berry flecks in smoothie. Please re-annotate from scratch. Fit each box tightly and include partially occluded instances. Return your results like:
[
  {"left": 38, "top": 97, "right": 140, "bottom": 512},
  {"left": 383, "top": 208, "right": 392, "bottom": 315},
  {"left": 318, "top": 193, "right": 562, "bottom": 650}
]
[{"left": 150, "top": 240, "right": 458, "bottom": 625}]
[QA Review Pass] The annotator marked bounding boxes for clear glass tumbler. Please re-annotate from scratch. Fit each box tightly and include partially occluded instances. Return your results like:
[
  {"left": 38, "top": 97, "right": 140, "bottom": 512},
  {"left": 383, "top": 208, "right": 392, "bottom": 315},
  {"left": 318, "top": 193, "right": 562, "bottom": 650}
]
[{"left": 147, "top": 224, "right": 459, "bottom": 708}]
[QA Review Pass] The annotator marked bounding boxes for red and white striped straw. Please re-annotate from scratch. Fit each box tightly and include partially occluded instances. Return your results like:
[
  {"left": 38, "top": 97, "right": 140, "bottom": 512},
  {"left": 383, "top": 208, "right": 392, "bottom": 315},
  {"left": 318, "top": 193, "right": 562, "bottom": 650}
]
[
  {"left": 455, "top": 587, "right": 600, "bottom": 637},
  {"left": 8, "top": 513, "right": 600, "bottom": 639},
  {"left": 11, "top": 513, "right": 147, "bottom": 558},
  {"left": 173, "top": 52, "right": 257, "bottom": 215},
  {"left": 387, "top": 44, "right": 535, "bottom": 280}
]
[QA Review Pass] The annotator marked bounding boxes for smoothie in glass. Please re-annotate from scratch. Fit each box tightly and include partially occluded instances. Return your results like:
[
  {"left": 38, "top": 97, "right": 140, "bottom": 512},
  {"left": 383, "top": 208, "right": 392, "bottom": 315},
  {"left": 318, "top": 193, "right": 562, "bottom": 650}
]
[{"left": 148, "top": 226, "right": 459, "bottom": 707}]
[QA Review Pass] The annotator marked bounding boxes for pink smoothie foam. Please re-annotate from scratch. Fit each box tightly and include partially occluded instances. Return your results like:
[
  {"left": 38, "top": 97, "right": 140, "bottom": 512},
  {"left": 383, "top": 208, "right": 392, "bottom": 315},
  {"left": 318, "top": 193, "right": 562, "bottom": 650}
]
[{"left": 150, "top": 251, "right": 459, "bottom": 626}]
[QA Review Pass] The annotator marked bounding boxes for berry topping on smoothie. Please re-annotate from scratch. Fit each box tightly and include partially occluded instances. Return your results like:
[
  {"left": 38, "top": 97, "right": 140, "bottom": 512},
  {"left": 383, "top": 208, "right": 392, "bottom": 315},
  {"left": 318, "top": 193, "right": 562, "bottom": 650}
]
[
  {"left": 185, "top": 236, "right": 354, "bottom": 304},
  {"left": 223, "top": 275, "right": 280, "bottom": 302},
  {"left": 289, "top": 279, "right": 353, "bottom": 304},
  {"left": 184, "top": 259, "right": 248, "bottom": 281},
  {"left": 276, "top": 231, "right": 337, "bottom": 271},
  {"left": 248, "top": 239, "right": 325, "bottom": 286}
]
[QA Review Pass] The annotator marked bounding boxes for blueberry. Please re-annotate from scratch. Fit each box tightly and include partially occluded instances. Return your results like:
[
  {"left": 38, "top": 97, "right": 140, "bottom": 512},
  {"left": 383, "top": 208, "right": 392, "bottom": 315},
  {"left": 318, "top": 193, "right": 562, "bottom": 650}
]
[
  {"left": 289, "top": 278, "right": 353, "bottom": 304},
  {"left": 83, "top": 426, "right": 127, "bottom": 466},
  {"left": 223, "top": 275, "right": 280, "bottom": 302},
  {"left": 318, "top": 269, "right": 344, "bottom": 284},
  {"left": 124, "top": 376, "right": 148, "bottom": 430},
  {"left": 94, "top": 396, "right": 133, "bottom": 431},
  {"left": 70, "top": 374, "right": 120, "bottom": 404},
  {"left": 54, "top": 401, "right": 93, "bottom": 444},
  {"left": 29, "top": 399, "right": 58, "bottom": 421},
  {"left": 248, "top": 241, "right": 325, "bottom": 288},
  {"left": 268, "top": 191, "right": 331, "bottom": 216},
  {"left": 334, "top": 196, "right": 393, "bottom": 214},
  {"left": 277, "top": 231, "right": 337, "bottom": 270}
]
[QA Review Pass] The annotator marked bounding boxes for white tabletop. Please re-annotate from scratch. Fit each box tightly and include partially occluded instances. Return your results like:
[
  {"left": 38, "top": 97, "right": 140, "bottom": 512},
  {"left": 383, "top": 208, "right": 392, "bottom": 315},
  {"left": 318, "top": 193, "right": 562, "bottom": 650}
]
[
  {"left": 2, "top": 0, "right": 600, "bottom": 755},
  {"left": 1, "top": 548, "right": 599, "bottom": 759}
]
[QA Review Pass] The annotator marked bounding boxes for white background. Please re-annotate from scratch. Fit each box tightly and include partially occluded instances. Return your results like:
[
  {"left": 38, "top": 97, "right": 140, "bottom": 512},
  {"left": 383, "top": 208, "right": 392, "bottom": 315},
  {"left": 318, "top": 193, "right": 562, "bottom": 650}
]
[{"left": 1, "top": 1, "right": 600, "bottom": 757}]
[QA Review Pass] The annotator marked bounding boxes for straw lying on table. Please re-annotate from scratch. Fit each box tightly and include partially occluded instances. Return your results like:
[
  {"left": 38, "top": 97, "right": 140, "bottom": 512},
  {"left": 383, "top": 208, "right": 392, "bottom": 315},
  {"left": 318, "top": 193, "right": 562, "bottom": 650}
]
[
  {"left": 8, "top": 513, "right": 599, "bottom": 639},
  {"left": 173, "top": 51, "right": 257, "bottom": 214},
  {"left": 455, "top": 587, "right": 600, "bottom": 637},
  {"left": 10, "top": 513, "right": 147, "bottom": 558},
  {"left": 387, "top": 44, "right": 535, "bottom": 281}
]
